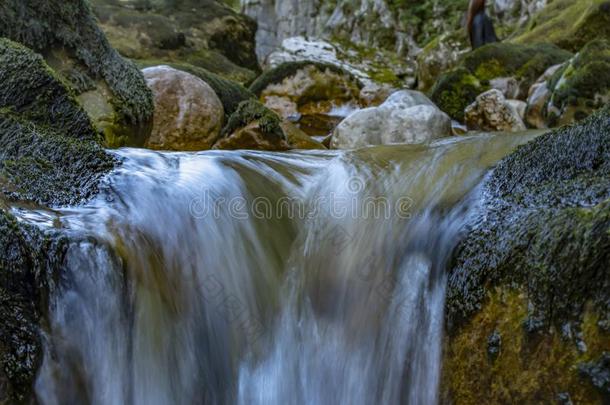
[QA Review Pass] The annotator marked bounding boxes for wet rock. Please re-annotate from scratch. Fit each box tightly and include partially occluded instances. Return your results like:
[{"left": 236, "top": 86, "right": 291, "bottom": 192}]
[
  {"left": 465, "top": 90, "right": 527, "bottom": 132},
  {"left": 525, "top": 63, "right": 564, "bottom": 129},
  {"left": 487, "top": 330, "right": 502, "bottom": 362},
  {"left": 297, "top": 113, "right": 344, "bottom": 137},
  {"left": 257, "top": 63, "right": 362, "bottom": 114},
  {"left": 0, "top": 211, "right": 66, "bottom": 404},
  {"left": 578, "top": 353, "right": 610, "bottom": 397},
  {"left": 138, "top": 61, "right": 255, "bottom": 117},
  {"left": 417, "top": 32, "right": 467, "bottom": 92},
  {"left": 331, "top": 90, "right": 451, "bottom": 149},
  {"left": 214, "top": 120, "right": 290, "bottom": 151},
  {"left": 214, "top": 99, "right": 288, "bottom": 151},
  {"left": 431, "top": 43, "right": 572, "bottom": 122},
  {"left": 446, "top": 108, "right": 610, "bottom": 403},
  {"left": 263, "top": 37, "right": 410, "bottom": 95},
  {"left": 143, "top": 66, "right": 224, "bottom": 151},
  {"left": 543, "top": 39, "right": 610, "bottom": 127},
  {"left": 91, "top": 0, "right": 260, "bottom": 82},
  {"left": 280, "top": 121, "right": 326, "bottom": 150},
  {"left": 0, "top": 39, "right": 97, "bottom": 141},
  {"left": 264, "top": 96, "right": 299, "bottom": 120},
  {"left": 513, "top": 0, "right": 610, "bottom": 52},
  {"left": 490, "top": 77, "right": 520, "bottom": 99},
  {"left": 557, "top": 392, "right": 574, "bottom": 405},
  {"left": 506, "top": 99, "right": 527, "bottom": 121},
  {"left": 0, "top": 40, "right": 117, "bottom": 206},
  {"left": 0, "top": 0, "right": 154, "bottom": 147}
]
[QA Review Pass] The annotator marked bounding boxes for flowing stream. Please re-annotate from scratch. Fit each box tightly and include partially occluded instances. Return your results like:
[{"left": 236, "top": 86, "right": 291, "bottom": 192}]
[{"left": 16, "top": 132, "right": 539, "bottom": 405}]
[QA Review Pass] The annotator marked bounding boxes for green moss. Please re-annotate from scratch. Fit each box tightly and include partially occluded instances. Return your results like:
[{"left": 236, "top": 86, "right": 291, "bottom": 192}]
[
  {"left": 430, "top": 42, "right": 572, "bottom": 121},
  {"left": 220, "top": 100, "right": 284, "bottom": 139},
  {"left": 462, "top": 42, "right": 572, "bottom": 89},
  {"left": 137, "top": 60, "right": 255, "bottom": 116},
  {"left": 0, "top": 210, "right": 66, "bottom": 404},
  {"left": 248, "top": 61, "right": 363, "bottom": 96},
  {"left": 0, "top": 110, "right": 117, "bottom": 206},
  {"left": 448, "top": 108, "right": 610, "bottom": 331},
  {"left": 430, "top": 67, "right": 486, "bottom": 122},
  {"left": 444, "top": 290, "right": 608, "bottom": 404},
  {"left": 0, "top": 0, "right": 154, "bottom": 143},
  {"left": 513, "top": 0, "right": 610, "bottom": 53},
  {"left": 547, "top": 39, "right": 610, "bottom": 125},
  {"left": 0, "top": 38, "right": 98, "bottom": 142}
]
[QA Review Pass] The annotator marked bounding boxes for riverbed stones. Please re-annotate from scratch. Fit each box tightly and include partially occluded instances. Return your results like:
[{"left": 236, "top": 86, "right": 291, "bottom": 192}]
[
  {"left": 143, "top": 66, "right": 224, "bottom": 151},
  {"left": 331, "top": 90, "right": 451, "bottom": 149},
  {"left": 525, "top": 63, "right": 564, "bottom": 128},
  {"left": 465, "top": 89, "right": 526, "bottom": 132}
]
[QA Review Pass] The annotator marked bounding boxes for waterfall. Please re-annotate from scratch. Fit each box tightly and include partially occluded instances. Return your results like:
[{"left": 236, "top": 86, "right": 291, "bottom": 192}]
[{"left": 28, "top": 133, "right": 537, "bottom": 405}]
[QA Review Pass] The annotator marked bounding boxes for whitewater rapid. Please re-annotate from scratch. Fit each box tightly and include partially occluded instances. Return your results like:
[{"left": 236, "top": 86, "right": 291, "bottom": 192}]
[{"left": 15, "top": 132, "right": 538, "bottom": 405}]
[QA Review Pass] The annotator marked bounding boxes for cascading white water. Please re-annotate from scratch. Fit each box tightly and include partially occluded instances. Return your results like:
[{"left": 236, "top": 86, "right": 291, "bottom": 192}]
[{"left": 24, "top": 132, "right": 538, "bottom": 405}]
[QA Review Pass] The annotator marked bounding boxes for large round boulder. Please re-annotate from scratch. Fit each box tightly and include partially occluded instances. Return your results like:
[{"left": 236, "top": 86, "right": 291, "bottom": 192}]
[
  {"left": 143, "top": 66, "right": 225, "bottom": 151},
  {"left": 331, "top": 90, "right": 451, "bottom": 149}
]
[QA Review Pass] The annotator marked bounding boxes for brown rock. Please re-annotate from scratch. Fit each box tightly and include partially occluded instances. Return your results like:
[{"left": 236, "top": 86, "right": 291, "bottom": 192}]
[
  {"left": 213, "top": 121, "right": 290, "bottom": 151},
  {"left": 280, "top": 122, "right": 326, "bottom": 150},
  {"left": 143, "top": 66, "right": 224, "bottom": 151}
]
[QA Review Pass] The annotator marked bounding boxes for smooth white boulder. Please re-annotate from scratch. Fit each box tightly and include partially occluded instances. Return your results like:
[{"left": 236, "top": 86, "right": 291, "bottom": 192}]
[{"left": 331, "top": 90, "right": 451, "bottom": 149}]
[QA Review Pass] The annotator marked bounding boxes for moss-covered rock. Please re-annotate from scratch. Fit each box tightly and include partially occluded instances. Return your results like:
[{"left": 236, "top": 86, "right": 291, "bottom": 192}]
[
  {"left": 220, "top": 99, "right": 284, "bottom": 141},
  {"left": 215, "top": 99, "right": 325, "bottom": 150},
  {"left": 513, "top": 0, "right": 610, "bottom": 53},
  {"left": 0, "top": 0, "right": 154, "bottom": 147},
  {"left": 0, "top": 111, "right": 117, "bottom": 206},
  {"left": 91, "top": 0, "right": 260, "bottom": 83},
  {"left": 445, "top": 108, "right": 610, "bottom": 402},
  {"left": 544, "top": 39, "right": 610, "bottom": 127},
  {"left": 249, "top": 61, "right": 363, "bottom": 97},
  {"left": 0, "top": 210, "right": 66, "bottom": 404},
  {"left": 0, "top": 38, "right": 117, "bottom": 206},
  {"left": 430, "top": 67, "right": 485, "bottom": 123},
  {"left": 0, "top": 38, "right": 98, "bottom": 142},
  {"left": 137, "top": 60, "right": 255, "bottom": 116},
  {"left": 430, "top": 43, "right": 572, "bottom": 121},
  {"left": 416, "top": 31, "right": 468, "bottom": 92}
]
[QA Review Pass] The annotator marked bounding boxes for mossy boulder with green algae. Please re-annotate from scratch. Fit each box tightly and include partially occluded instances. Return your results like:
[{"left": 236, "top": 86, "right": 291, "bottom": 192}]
[
  {"left": 544, "top": 39, "right": 610, "bottom": 127},
  {"left": 513, "top": 0, "right": 610, "bottom": 53},
  {"left": 0, "top": 211, "right": 66, "bottom": 404},
  {"left": 430, "top": 42, "right": 572, "bottom": 122},
  {"left": 0, "top": 39, "right": 117, "bottom": 206},
  {"left": 444, "top": 108, "right": 610, "bottom": 403},
  {"left": 0, "top": 0, "right": 154, "bottom": 147},
  {"left": 91, "top": 0, "right": 260, "bottom": 83},
  {"left": 248, "top": 61, "right": 363, "bottom": 97},
  {"left": 0, "top": 35, "right": 117, "bottom": 405}
]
